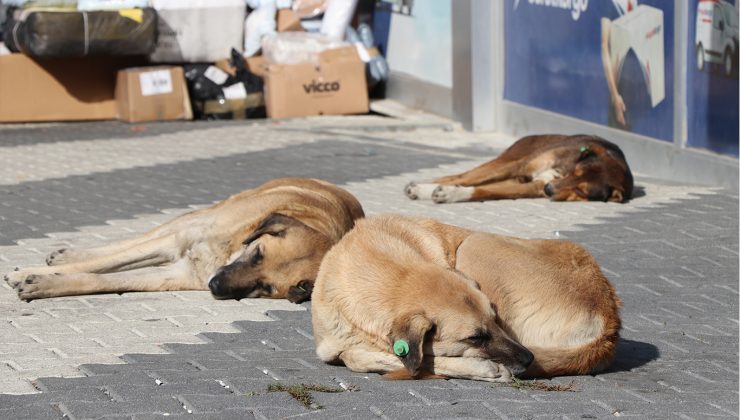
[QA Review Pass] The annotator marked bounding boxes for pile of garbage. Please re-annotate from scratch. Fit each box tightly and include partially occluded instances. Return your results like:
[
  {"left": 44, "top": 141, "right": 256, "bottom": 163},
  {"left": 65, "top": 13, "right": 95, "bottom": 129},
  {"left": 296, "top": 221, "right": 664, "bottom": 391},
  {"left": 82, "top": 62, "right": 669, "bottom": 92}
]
[{"left": 0, "top": 0, "right": 389, "bottom": 123}]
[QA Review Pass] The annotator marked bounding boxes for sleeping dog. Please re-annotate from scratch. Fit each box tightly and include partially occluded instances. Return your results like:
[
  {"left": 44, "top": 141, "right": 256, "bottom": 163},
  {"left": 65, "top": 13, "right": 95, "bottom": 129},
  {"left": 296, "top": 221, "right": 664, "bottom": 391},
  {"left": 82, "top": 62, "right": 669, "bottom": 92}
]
[
  {"left": 312, "top": 215, "right": 621, "bottom": 381},
  {"left": 405, "top": 134, "right": 633, "bottom": 203},
  {"left": 5, "top": 178, "right": 364, "bottom": 303}
]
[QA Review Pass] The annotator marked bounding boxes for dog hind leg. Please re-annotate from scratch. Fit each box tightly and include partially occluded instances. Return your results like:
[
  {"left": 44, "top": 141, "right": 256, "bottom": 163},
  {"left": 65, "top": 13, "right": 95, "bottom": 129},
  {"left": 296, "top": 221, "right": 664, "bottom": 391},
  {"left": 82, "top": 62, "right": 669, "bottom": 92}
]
[
  {"left": 45, "top": 214, "right": 198, "bottom": 266},
  {"left": 47, "top": 235, "right": 165, "bottom": 266},
  {"left": 432, "top": 161, "right": 521, "bottom": 186},
  {"left": 45, "top": 206, "right": 213, "bottom": 266}
]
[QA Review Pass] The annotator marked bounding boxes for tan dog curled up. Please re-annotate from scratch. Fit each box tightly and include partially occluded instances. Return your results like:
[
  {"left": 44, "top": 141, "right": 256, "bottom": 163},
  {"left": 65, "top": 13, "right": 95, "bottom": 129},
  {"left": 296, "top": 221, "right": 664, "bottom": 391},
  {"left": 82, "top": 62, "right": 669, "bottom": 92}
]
[{"left": 311, "top": 215, "right": 621, "bottom": 381}]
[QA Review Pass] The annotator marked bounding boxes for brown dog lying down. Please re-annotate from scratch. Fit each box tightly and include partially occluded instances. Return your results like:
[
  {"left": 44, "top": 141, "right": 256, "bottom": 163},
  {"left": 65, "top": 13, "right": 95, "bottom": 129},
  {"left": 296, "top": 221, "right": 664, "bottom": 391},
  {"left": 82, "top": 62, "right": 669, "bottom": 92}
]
[
  {"left": 312, "top": 215, "right": 621, "bottom": 381},
  {"left": 5, "top": 178, "right": 364, "bottom": 303},
  {"left": 405, "top": 134, "right": 633, "bottom": 203}
]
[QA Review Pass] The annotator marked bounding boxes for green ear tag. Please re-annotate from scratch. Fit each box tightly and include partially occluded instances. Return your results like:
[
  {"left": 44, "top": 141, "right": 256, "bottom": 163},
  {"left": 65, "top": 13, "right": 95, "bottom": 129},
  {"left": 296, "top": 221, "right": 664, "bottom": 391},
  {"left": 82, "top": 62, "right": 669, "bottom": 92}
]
[
  {"left": 393, "top": 339, "right": 410, "bottom": 357},
  {"left": 579, "top": 146, "right": 588, "bottom": 153}
]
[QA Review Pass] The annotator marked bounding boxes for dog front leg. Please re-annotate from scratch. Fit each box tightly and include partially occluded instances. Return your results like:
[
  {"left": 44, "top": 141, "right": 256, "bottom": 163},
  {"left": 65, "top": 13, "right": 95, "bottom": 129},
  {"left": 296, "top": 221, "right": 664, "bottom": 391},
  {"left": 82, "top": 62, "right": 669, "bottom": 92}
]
[
  {"left": 405, "top": 161, "right": 521, "bottom": 201},
  {"left": 339, "top": 348, "right": 404, "bottom": 374},
  {"left": 6, "top": 234, "right": 182, "bottom": 288},
  {"left": 423, "top": 356, "right": 512, "bottom": 382},
  {"left": 13, "top": 260, "right": 201, "bottom": 300},
  {"left": 432, "top": 180, "right": 546, "bottom": 203}
]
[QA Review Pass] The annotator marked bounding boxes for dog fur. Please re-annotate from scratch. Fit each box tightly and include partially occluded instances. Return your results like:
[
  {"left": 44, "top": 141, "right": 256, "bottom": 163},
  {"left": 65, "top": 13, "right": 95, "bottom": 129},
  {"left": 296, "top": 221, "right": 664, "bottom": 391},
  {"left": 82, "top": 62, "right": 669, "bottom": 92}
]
[
  {"left": 312, "top": 215, "right": 621, "bottom": 381},
  {"left": 5, "top": 177, "right": 364, "bottom": 303},
  {"left": 405, "top": 134, "right": 633, "bottom": 203}
]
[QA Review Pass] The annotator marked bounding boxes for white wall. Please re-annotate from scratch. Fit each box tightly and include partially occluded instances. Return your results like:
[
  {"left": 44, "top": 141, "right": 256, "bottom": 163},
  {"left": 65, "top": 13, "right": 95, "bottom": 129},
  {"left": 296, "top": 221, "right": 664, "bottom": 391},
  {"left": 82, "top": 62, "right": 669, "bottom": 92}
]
[{"left": 386, "top": 0, "right": 452, "bottom": 88}]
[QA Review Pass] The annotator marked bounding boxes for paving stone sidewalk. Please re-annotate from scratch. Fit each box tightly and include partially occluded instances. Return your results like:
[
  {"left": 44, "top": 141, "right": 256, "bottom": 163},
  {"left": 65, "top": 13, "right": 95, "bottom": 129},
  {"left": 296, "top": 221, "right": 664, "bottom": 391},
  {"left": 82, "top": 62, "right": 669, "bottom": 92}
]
[{"left": 0, "top": 117, "right": 737, "bottom": 419}]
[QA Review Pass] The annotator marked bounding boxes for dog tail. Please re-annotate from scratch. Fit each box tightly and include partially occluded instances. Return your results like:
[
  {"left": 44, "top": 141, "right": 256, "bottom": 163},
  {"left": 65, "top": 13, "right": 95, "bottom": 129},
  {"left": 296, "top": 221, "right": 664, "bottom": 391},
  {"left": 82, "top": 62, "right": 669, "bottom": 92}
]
[{"left": 523, "top": 320, "right": 621, "bottom": 378}]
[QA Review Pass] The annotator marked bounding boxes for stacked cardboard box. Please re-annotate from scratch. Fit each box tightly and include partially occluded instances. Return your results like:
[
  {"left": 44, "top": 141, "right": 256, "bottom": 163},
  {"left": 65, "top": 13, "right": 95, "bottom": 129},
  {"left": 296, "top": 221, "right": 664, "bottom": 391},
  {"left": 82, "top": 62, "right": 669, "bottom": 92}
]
[{"left": 0, "top": 4, "right": 374, "bottom": 123}]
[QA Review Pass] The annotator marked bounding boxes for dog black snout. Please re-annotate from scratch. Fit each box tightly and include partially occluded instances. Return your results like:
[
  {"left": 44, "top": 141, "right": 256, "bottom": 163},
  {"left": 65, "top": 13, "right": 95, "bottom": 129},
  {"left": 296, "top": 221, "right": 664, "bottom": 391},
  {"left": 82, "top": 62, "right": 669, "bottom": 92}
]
[
  {"left": 208, "top": 273, "right": 226, "bottom": 296},
  {"left": 544, "top": 183, "right": 555, "bottom": 197},
  {"left": 599, "top": 186, "right": 613, "bottom": 202},
  {"left": 519, "top": 348, "right": 535, "bottom": 368},
  {"left": 208, "top": 274, "right": 221, "bottom": 294}
]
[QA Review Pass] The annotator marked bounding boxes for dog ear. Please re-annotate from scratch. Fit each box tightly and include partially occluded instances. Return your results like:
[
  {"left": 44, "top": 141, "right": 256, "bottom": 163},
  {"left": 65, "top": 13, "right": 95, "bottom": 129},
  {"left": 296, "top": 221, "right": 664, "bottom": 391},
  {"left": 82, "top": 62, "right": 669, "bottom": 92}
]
[
  {"left": 577, "top": 146, "right": 597, "bottom": 163},
  {"left": 389, "top": 313, "right": 434, "bottom": 377},
  {"left": 243, "top": 213, "right": 302, "bottom": 245}
]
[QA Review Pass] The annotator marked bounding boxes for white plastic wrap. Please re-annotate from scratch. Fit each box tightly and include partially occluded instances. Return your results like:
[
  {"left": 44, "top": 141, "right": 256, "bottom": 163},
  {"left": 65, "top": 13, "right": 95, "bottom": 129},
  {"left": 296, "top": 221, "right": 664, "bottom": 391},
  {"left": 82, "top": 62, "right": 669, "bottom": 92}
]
[
  {"left": 77, "top": 0, "right": 149, "bottom": 10},
  {"left": 320, "top": 0, "right": 357, "bottom": 40},
  {"left": 244, "top": 0, "right": 276, "bottom": 57},
  {"left": 149, "top": 0, "right": 247, "bottom": 63},
  {"left": 292, "top": 0, "right": 326, "bottom": 19},
  {"left": 261, "top": 31, "right": 347, "bottom": 65},
  {"left": 3, "top": 0, "right": 77, "bottom": 6}
]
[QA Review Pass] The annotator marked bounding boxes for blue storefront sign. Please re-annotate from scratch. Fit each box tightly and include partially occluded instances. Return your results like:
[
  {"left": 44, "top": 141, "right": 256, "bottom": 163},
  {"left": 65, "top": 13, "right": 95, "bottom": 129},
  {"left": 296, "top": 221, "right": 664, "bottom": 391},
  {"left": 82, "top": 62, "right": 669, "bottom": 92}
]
[
  {"left": 686, "top": 0, "right": 738, "bottom": 157},
  {"left": 504, "top": 0, "right": 675, "bottom": 142}
]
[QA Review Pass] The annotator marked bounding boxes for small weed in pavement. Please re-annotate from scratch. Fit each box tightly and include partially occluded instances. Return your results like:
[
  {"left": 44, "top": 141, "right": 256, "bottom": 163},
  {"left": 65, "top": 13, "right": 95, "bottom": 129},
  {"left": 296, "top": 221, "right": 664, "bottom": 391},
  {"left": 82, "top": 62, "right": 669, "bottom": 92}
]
[
  {"left": 496, "top": 378, "right": 576, "bottom": 392},
  {"left": 266, "top": 383, "right": 344, "bottom": 409}
]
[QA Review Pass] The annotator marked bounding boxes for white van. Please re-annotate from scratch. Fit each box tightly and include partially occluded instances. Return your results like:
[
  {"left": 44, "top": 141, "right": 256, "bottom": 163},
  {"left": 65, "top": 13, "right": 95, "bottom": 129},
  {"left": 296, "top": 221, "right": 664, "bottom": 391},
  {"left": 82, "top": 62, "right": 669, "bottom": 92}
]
[{"left": 695, "top": 0, "right": 739, "bottom": 77}]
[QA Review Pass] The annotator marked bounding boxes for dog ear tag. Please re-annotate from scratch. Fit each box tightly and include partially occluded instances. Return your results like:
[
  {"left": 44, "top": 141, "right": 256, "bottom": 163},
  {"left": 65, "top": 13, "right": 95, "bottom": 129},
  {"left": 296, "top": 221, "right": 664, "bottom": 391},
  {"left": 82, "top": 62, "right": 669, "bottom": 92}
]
[
  {"left": 393, "top": 339, "right": 410, "bottom": 357},
  {"left": 579, "top": 146, "right": 593, "bottom": 161}
]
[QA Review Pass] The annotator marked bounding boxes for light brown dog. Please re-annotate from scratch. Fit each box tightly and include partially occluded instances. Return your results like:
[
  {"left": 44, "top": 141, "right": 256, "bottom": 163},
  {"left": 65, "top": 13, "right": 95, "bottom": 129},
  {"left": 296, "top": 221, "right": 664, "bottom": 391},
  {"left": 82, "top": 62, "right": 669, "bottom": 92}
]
[
  {"left": 5, "top": 178, "right": 364, "bottom": 303},
  {"left": 312, "top": 215, "right": 621, "bottom": 381},
  {"left": 405, "top": 134, "right": 633, "bottom": 203}
]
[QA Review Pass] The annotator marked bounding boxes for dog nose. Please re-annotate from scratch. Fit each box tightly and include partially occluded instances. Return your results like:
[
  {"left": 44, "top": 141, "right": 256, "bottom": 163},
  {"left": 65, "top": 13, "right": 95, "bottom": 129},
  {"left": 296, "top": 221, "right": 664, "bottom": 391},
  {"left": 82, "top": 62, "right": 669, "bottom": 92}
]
[
  {"left": 208, "top": 274, "right": 223, "bottom": 295},
  {"left": 543, "top": 183, "right": 555, "bottom": 197},
  {"left": 519, "top": 348, "right": 535, "bottom": 368}
]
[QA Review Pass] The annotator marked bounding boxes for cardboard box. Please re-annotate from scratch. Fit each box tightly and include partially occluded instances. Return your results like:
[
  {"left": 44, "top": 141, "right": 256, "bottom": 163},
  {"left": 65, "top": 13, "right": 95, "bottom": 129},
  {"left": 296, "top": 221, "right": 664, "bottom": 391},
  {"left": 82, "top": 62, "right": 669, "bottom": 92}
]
[
  {"left": 150, "top": 0, "right": 246, "bottom": 63},
  {"left": 246, "top": 55, "right": 268, "bottom": 78},
  {"left": 609, "top": 5, "right": 665, "bottom": 107},
  {"left": 115, "top": 66, "right": 193, "bottom": 122},
  {"left": 277, "top": 9, "right": 304, "bottom": 32},
  {"left": 0, "top": 54, "right": 129, "bottom": 123},
  {"left": 264, "top": 46, "right": 368, "bottom": 118}
]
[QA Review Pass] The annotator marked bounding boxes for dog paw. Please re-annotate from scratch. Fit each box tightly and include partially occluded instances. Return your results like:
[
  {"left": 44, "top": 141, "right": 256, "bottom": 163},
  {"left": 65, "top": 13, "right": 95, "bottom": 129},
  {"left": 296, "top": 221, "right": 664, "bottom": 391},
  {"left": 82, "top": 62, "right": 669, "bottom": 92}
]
[
  {"left": 4, "top": 269, "right": 27, "bottom": 289},
  {"left": 431, "top": 185, "right": 474, "bottom": 204},
  {"left": 46, "top": 248, "right": 67, "bottom": 266},
  {"left": 16, "top": 274, "right": 62, "bottom": 301},
  {"left": 404, "top": 182, "right": 439, "bottom": 201},
  {"left": 404, "top": 182, "right": 419, "bottom": 200},
  {"left": 469, "top": 359, "right": 512, "bottom": 383},
  {"left": 46, "top": 248, "right": 82, "bottom": 266}
]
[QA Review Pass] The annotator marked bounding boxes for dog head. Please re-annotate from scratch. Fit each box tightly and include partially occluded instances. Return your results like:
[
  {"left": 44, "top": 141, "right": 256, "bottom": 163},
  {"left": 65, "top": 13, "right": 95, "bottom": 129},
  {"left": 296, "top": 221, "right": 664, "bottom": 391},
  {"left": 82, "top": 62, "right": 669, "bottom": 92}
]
[
  {"left": 208, "top": 213, "right": 332, "bottom": 303},
  {"left": 388, "top": 272, "right": 534, "bottom": 378},
  {"left": 544, "top": 142, "right": 633, "bottom": 203}
]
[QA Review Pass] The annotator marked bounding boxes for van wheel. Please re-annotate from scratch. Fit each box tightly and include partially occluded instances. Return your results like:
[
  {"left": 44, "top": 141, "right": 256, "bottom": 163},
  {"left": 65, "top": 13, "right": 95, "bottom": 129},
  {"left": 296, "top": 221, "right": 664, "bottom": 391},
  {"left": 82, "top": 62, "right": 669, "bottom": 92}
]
[
  {"left": 697, "top": 44, "right": 705, "bottom": 71},
  {"left": 724, "top": 46, "right": 736, "bottom": 77}
]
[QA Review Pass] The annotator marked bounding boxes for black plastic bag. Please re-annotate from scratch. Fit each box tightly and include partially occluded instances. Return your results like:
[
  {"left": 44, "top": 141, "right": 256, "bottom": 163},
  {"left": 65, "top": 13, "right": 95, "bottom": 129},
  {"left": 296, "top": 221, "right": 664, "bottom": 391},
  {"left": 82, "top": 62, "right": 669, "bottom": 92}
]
[
  {"left": 185, "top": 48, "right": 266, "bottom": 120},
  {"left": 4, "top": 8, "right": 157, "bottom": 57}
]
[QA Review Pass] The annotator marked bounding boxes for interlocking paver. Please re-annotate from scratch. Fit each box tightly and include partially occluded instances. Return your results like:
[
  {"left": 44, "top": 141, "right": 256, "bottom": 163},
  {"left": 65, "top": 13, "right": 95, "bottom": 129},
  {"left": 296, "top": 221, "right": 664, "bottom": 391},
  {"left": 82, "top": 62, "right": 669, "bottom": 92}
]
[{"left": 0, "top": 118, "right": 737, "bottom": 419}]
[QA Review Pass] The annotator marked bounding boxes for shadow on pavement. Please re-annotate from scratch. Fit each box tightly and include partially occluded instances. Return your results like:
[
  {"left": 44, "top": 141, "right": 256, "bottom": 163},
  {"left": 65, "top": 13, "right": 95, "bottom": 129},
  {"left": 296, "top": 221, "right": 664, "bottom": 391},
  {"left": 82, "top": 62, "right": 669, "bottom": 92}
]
[
  {"left": 608, "top": 338, "right": 660, "bottom": 373},
  {"left": 630, "top": 185, "right": 647, "bottom": 199}
]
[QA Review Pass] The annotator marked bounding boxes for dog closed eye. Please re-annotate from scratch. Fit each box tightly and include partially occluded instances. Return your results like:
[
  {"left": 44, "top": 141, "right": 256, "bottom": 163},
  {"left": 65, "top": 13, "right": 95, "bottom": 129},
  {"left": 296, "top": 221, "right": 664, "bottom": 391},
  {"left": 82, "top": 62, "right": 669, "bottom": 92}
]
[
  {"left": 251, "top": 247, "right": 263, "bottom": 265},
  {"left": 465, "top": 331, "right": 491, "bottom": 345}
]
